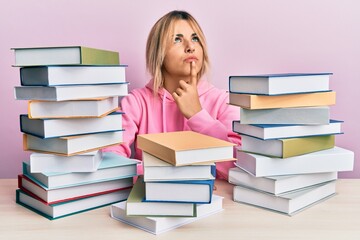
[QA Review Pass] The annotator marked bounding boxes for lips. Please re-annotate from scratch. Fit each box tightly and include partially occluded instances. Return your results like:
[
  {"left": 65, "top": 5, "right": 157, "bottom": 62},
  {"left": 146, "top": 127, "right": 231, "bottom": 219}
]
[{"left": 184, "top": 56, "right": 198, "bottom": 63}]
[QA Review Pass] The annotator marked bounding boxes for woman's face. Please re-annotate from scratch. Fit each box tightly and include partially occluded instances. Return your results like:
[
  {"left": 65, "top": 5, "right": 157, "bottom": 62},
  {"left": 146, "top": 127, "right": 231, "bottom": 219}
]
[{"left": 162, "top": 19, "right": 204, "bottom": 81}]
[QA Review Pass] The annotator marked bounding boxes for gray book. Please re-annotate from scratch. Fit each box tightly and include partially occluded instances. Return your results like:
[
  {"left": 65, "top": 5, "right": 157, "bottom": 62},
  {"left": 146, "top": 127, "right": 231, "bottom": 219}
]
[{"left": 240, "top": 106, "right": 330, "bottom": 124}]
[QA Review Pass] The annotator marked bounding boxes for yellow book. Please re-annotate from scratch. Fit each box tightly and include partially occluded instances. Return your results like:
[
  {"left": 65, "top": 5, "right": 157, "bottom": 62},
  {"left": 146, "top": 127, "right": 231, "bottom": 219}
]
[{"left": 229, "top": 91, "right": 336, "bottom": 109}]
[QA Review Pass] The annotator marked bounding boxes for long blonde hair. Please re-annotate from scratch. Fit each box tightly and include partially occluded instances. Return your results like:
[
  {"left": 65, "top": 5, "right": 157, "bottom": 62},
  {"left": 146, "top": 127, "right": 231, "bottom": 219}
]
[{"left": 146, "top": 10, "right": 210, "bottom": 95}]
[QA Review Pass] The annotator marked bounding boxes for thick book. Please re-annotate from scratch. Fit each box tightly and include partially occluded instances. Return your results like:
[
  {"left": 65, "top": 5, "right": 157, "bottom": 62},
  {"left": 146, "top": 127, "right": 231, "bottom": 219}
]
[
  {"left": 29, "top": 151, "right": 102, "bottom": 173},
  {"left": 18, "top": 174, "right": 133, "bottom": 204},
  {"left": 126, "top": 177, "right": 196, "bottom": 217},
  {"left": 20, "top": 65, "right": 126, "bottom": 86},
  {"left": 23, "top": 130, "right": 123, "bottom": 156},
  {"left": 137, "top": 131, "right": 235, "bottom": 166},
  {"left": 20, "top": 112, "right": 123, "bottom": 138},
  {"left": 111, "top": 195, "right": 223, "bottom": 235},
  {"left": 240, "top": 134, "right": 335, "bottom": 158},
  {"left": 229, "top": 91, "right": 336, "bottom": 109},
  {"left": 14, "top": 83, "right": 128, "bottom": 101},
  {"left": 28, "top": 97, "right": 119, "bottom": 119},
  {"left": 12, "top": 46, "right": 119, "bottom": 66},
  {"left": 235, "top": 147, "right": 354, "bottom": 177},
  {"left": 240, "top": 106, "right": 330, "bottom": 125},
  {"left": 228, "top": 167, "right": 337, "bottom": 195},
  {"left": 144, "top": 179, "right": 214, "bottom": 204},
  {"left": 233, "top": 120, "right": 343, "bottom": 140},
  {"left": 143, "top": 151, "right": 216, "bottom": 182},
  {"left": 23, "top": 152, "right": 138, "bottom": 189},
  {"left": 16, "top": 188, "right": 130, "bottom": 220},
  {"left": 229, "top": 73, "right": 331, "bottom": 95},
  {"left": 233, "top": 181, "right": 336, "bottom": 216}
]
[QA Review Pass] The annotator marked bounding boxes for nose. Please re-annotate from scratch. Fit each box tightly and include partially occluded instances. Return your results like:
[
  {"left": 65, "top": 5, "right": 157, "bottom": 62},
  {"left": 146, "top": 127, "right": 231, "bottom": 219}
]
[{"left": 185, "top": 41, "right": 195, "bottom": 53}]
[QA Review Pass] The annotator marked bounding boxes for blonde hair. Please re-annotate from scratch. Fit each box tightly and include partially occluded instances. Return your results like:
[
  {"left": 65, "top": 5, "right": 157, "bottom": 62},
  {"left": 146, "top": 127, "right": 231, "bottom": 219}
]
[{"left": 146, "top": 10, "right": 210, "bottom": 95}]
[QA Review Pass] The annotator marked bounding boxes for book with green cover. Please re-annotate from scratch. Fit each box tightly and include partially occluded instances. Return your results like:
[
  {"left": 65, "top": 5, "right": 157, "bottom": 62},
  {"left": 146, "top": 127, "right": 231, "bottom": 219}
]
[
  {"left": 126, "top": 177, "right": 196, "bottom": 217},
  {"left": 241, "top": 134, "right": 335, "bottom": 158}
]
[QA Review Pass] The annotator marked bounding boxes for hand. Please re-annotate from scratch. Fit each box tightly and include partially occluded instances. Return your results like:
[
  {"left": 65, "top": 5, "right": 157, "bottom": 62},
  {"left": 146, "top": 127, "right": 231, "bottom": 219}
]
[{"left": 172, "top": 61, "right": 202, "bottom": 119}]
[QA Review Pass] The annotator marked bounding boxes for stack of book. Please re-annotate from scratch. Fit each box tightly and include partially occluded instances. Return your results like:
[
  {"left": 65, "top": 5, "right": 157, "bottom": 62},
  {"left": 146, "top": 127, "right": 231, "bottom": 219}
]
[
  {"left": 12, "top": 46, "right": 138, "bottom": 219},
  {"left": 110, "top": 131, "right": 234, "bottom": 234},
  {"left": 228, "top": 73, "right": 355, "bottom": 215}
]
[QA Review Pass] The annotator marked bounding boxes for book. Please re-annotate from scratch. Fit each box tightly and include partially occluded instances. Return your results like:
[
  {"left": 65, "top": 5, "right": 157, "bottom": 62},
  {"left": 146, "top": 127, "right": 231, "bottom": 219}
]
[
  {"left": 12, "top": 46, "right": 119, "bottom": 66},
  {"left": 20, "top": 112, "right": 123, "bottom": 138},
  {"left": 233, "top": 181, "right": 336, "bottom": 216},
  {"left": 235, "top": 147, "right": 354, "bottom": 177},
  {"left": 29, "top": 151, "right": 102, "bottom": 173},
  {"left": 23, "top": 152, "right": 138, "bottom": 189},
  {"left": 23, "top": 130, "right": 123, "bottom": 156},
  {"left": 232, "top": 119, "right": 343, "bottom": 140},
  {"left": 144, "top": 179, "right": 214, "bottom": 204},
  {"left": 18, "top": 174, "right": 133, "bottom": 204},
  {"left": 111, "top": 195, "right": 223, "bottom": 235},
  {"left": 229, "top": 91, "right": 336, "bottom": 109},
  {"left": 229, "top": 73, "right": 331, "bottom": 95},
  {"left": 240, "top": 106, "right": 330, "bottom": 125},
  {"left": 20, "top": 65, "right": 127, "bottom": 86},
  {"left": 14, "top": 83, "right": 128, "bottom": 101},
  {"left": 137, "top": 131, "right": 235, "bottom": 166},
  {"left": 228, "top": 167, "right": 337, "bottom": 195},
  {"left": 16, "top": 188, "right": 130, "bottom": 220},
  {"left": 28, "top": 97, "right": 119, "bottom": 119},
  {"left": 240, "top": 134, "right": 335, "bottom": 158},
  {"left": 126, "top": 177, "right": 196, "bottom": 217},
  {"left": 143, "top": 151, "right": 216, "bottom": 182}
]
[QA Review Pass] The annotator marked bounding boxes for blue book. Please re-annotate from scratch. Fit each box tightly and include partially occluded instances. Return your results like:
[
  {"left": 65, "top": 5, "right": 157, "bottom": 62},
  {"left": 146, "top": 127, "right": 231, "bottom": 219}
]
[
  {"left": 144, "top": 179, "right": 214, "bottom": 204},
  {"left": 229, "top": 73, "right": 332, "bottom": 95}
]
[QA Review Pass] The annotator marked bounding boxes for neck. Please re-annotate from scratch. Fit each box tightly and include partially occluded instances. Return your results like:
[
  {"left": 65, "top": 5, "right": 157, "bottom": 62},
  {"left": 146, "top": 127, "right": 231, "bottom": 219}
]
[{"left": 163, "top": 73, "right": 191, "bottom": 94}]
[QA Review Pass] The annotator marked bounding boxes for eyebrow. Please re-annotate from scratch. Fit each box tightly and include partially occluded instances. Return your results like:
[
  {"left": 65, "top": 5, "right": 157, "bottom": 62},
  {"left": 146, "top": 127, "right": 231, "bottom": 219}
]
[{"left": 174, "top": 33, "right": 198, "bottom": 37}]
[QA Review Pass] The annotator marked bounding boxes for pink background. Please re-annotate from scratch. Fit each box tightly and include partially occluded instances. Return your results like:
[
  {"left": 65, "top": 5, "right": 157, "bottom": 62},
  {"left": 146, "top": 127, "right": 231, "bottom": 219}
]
[{"left": 0, "top": 0, "right": 359, "bottom": 178}]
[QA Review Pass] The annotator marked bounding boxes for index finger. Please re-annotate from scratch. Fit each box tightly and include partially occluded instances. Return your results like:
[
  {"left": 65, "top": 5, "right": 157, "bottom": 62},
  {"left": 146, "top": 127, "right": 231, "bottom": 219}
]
[{"left": 190, "top": 61, "right": 198, "bottom": 86}]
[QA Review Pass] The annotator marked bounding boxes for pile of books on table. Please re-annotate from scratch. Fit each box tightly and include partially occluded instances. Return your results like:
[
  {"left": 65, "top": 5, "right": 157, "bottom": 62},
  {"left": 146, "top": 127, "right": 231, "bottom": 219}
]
[
  {"left": 12, "top": 46, "right": 137, "bottom": 220},
  {"left": 228, "top": 73, "right": 354, "bottom": 215},
  {"left": 110, "top": 131, "right": 234, "bottom": 234}
]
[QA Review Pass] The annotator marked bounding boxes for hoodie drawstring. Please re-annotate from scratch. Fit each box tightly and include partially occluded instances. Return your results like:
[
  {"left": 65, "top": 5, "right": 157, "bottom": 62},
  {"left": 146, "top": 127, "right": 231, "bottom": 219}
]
[{"left": 162, "top": 90, "right": 167, "bottom": 132}]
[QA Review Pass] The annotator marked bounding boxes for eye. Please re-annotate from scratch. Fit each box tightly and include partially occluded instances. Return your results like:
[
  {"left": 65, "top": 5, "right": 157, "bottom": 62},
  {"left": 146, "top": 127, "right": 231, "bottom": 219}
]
[
  {"left": 192, "top": 36, "right": 200, "bottom": 42},
  {"left": 174, "top": 36, "right": 182, "bottom": 43}
]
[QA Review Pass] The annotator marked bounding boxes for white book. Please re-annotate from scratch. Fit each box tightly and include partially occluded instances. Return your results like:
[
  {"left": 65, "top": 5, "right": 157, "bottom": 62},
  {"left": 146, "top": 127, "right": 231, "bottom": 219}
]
[
  {"left": 20, "top": 112, "right": 123, "bottom": 138},
  {"left": 20, "top": 65, "right": 126, "bottom": 86},
  {"left": 143, "top": 152, "right": 215, "bottom": 182},
  {"left": 228, "top": 167, "right": 337, "bottom": 195},
  {"left": 28, "top": 97, "right": 119, "bottom": 119},
  {"left": 233, "top": 120, "right": 343, "bottom": 140},
  {"left": 14, "top": 83, "right": 128, "bottom": 101},
  {"left": 23, "top": 152, "right": 138, "bottom": 189},
  {"left": 16, "top": 188, "right": 131, "bottom": 220},
  {"left": 29, "top": 151, "right": 102, "bottom": 173},
  {"left": 233, "top": 181, "right": 336, "bottom": 215},
  {"left": 24, "top": 131, "right": 123, "bottom": 156},
  {"left": 235, "top": 147, "right": 354, "bottom": 177},
  {"left": 240, "top": 107, "right": 330, "bottom": 125},
  {"left": 19, "top": 174, "right": 133, "bottom": 204},
  {"left": 229, "top": 73, "right": 331, "bottom": 95},
  {"left": 111, "top": 195, "right": 223, "bottom": 235}
]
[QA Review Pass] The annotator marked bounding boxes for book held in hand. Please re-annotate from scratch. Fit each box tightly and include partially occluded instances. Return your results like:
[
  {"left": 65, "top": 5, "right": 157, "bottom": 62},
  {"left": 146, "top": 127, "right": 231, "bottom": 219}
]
[
  {"left": 229, "top": 73, "right": 331, "bottom": 95},
  {"left": 12, "top": 46, "right": 120, "bottom": 66}
]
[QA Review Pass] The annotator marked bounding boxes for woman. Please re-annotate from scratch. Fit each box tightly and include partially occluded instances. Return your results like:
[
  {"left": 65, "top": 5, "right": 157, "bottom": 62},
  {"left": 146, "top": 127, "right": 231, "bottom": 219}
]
[{"left": 103, "top": 10, "right": 241, "bottom": 179}]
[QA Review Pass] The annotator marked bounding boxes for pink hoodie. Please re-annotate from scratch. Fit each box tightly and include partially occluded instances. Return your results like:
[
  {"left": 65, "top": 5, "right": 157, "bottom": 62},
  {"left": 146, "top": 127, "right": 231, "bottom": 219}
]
[{"left": 102, "top": 79, "right": 241, "bottom": 179}]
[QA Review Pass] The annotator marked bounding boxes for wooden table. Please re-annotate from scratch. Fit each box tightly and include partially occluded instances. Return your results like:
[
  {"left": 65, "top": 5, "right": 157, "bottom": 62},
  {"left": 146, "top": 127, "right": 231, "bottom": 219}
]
[{"left": 0, "top": 179, "right": 359, "bottom": 240}]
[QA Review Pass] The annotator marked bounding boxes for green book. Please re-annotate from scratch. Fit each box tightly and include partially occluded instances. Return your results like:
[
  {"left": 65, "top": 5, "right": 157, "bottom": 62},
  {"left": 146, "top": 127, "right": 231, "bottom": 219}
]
[
  {"left": 241, "top": 134, "right": 336, "bottom": 158},
  {"left": 12, "top": 46, "right": 119, "bottom": 66},
  {"left": 126, "top": 177, "right": 196, "bottom": 217}
]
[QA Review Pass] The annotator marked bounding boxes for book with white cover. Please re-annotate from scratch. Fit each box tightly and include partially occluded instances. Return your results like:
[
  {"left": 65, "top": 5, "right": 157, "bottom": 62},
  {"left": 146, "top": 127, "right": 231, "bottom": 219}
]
[
  {"left": 232, "top": 120, "right": 343, "bottom": 140},
  {"left": 20, "top": 65, "right": 126, "bottom": 86},
  {"left": 28, "top": 97, "right": 119, "bottom": 119},
  {"left": 30, "top": 151, "right": 102, "bottom": 173},
  {"left": 24, "top": 130, "right": 123, "bottom": 156},
  {"left": 14, "top": 83, "right": 128, "bottom": 101},
  {"left": 111, "top": 195, "right": 223, "bottom": 235},
  {"left": 143, "top": 152, "right": 215, "bottom": 182},
  {"left": 240, "top": 107, "right": 330, "bottom": 125},
  {"left": 228, "top": 167, "right": 337, "bottom": 195},
  {"left": 235, "top": 147, "right": 354, "bottom": 177},
  {"left": 233, "top": 181, "right": 336, "bottom": 215}
]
